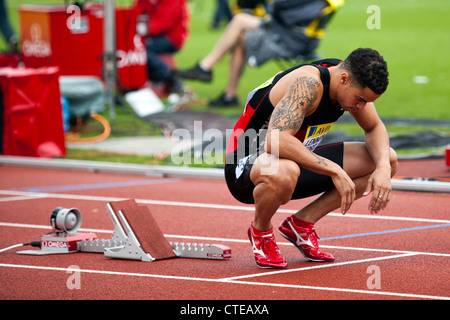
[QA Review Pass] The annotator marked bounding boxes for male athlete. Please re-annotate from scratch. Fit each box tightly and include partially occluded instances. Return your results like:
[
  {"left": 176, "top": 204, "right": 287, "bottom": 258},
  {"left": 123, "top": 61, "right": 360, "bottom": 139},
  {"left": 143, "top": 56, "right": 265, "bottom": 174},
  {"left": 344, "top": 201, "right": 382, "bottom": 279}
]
[{"left": 225, "top": 48, "right": 398, "bottom": 268}]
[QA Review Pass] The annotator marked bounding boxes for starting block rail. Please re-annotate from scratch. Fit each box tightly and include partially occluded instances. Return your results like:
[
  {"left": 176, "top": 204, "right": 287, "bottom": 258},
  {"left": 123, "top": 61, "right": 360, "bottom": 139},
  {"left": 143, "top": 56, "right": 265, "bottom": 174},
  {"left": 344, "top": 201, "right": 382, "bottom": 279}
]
[{"left": 170, "top": 242, "right": 232, "bottom": 260}]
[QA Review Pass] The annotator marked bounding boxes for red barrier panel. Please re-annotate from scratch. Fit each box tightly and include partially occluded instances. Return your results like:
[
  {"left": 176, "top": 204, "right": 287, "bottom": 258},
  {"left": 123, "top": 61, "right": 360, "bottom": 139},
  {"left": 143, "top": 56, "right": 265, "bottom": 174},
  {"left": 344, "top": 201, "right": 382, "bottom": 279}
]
[
  {"left": 19, "top": 5, "right": 104, "bottom": 78},
  {"left": 18, "top": 4, "right": 148, "bottom": 91},
  {"left": 115, "top": 8, "right": 148, "bottom": 91},
  {"left": 0, "top": 66, "right": 66, "bottom": 158},
  {"left": 0, "top": 53, "right": 20, "bottom": 68},
  {"left": 446, "top": 145, "right": 450, "bottom": 168}
]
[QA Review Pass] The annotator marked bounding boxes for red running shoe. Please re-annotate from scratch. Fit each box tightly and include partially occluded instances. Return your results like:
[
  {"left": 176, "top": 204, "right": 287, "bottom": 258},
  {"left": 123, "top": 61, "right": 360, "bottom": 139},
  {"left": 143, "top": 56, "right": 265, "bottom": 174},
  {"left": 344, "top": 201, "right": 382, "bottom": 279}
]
[
  {"left": 278, "top": 216, "right": 334, "bottom": 262},
  {"left": 248, "top": 223, "right": 288, "bottom": 269}
]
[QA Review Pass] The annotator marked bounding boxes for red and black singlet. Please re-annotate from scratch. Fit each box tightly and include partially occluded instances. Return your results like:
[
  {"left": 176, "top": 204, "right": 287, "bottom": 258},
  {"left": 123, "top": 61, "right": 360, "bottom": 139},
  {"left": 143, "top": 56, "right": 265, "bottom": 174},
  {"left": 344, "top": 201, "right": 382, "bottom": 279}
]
[{"left": 225, "top": 58, "right": 344, "bottom": 165}]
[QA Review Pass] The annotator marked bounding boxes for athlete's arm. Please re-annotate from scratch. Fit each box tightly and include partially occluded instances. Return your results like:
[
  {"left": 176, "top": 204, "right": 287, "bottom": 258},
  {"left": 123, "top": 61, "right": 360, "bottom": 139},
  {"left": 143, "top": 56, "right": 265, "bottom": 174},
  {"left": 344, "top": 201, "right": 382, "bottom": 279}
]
[
  {"left": 266, "top": 71, "right": 356, "bottom": 214},
  {"left": 351, "top": 103, "right": 392, "bottom": 213}
]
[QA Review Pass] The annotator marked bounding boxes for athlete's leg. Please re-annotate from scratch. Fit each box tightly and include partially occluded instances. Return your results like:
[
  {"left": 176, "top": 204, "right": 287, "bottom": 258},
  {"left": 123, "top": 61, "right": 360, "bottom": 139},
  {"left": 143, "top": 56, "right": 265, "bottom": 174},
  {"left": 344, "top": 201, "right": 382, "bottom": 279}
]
[
  {"left": 294, "top": 142, "right": 398, "bottom": 223},
  {"left": 250, "top": 153, "right": 300, "bottom": 231}
]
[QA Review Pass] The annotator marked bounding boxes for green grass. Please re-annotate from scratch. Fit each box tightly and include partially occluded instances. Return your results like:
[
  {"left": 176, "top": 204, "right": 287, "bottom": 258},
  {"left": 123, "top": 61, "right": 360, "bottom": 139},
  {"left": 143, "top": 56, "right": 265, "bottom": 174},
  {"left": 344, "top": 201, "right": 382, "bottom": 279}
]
[
  {"left": 2, "top": 0, "right": 449, "bottom": 163},
  {"left": 177, "top": 0, "right": 450, "bottom": 121},
  {"left": 181, "top": 0, "right": 450, "bottom": 158},
  {"left": 3, "top": 0, "right": 449, "bottom": 119}
]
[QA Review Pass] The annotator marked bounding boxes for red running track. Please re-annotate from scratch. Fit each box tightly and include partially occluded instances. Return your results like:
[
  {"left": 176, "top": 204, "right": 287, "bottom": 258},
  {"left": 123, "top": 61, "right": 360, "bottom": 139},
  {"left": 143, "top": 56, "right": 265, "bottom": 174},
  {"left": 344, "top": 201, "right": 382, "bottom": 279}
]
[{"left": 0, "top": 158, "right": 449, "bottom": 302}]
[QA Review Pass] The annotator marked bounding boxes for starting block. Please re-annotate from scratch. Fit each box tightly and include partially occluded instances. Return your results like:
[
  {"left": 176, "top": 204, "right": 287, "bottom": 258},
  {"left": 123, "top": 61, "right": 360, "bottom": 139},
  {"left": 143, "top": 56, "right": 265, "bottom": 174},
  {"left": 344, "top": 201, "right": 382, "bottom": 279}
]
[{"left": 18, "top": 199, "right": 231, "bottom": 261}]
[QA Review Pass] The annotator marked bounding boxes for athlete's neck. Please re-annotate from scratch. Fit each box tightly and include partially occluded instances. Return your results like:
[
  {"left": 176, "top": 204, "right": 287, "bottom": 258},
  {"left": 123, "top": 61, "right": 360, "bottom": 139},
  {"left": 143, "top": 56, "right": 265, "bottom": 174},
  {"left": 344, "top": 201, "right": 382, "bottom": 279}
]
[
  {"left": 328, "top": 66, "right": 339, "bottom": 105},
  {"left": 328, "top": 66, "right": 341, "bottom": 108}
]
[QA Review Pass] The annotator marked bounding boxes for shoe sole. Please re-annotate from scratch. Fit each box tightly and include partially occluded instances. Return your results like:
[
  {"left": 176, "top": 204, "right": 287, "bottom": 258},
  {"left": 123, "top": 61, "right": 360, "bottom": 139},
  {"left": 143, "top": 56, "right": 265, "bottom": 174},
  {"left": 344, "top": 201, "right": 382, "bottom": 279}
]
[
  {"left": 278, "top": 228, "right": 334, "bottom": 263},
  {"left": 192, "top": 76, "right": 212, "bottom": 82},
  {"left": 176, "top": 71, "right": 211, "bottom": 83},
  {"left": 256, "top": 263, "right": 288, "bottom": 269}
]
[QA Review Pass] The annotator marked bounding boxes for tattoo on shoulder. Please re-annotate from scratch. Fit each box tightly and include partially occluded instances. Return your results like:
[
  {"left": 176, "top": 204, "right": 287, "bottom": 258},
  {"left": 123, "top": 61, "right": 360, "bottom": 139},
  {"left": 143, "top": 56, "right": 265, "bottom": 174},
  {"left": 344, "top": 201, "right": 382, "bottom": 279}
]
[{"left": 269, "top": 75, "right": 320, "bottom": 132}]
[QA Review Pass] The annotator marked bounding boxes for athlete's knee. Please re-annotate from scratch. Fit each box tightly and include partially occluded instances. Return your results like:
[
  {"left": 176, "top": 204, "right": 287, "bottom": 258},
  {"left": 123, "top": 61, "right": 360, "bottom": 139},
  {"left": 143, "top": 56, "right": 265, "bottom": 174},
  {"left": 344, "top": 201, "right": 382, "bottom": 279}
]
[
  {"left": 232, "top": 12, "right": 252, "bottom": 25},
  {"left": 252, "top": 154, "right": 299, "bottom": 192},
  {"left": 230, "top": 12, "right": 259, "bottom": 32},
  {"left": 277, "top": 160, "right": 300, "bottom": 185},
  {"left": 265, "top": 160, "right": 300, "bottom": 204}
]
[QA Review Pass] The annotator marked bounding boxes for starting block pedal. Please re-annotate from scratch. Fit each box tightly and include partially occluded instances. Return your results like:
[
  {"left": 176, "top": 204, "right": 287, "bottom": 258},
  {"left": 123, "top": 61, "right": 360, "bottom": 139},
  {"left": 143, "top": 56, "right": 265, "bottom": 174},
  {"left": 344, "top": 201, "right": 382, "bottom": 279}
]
[
  {"left": 80, "top": 199, "right": 175, "bottom": 261},
  {"left": 79, "top": 199, "right": 232, "bottom": 261}
]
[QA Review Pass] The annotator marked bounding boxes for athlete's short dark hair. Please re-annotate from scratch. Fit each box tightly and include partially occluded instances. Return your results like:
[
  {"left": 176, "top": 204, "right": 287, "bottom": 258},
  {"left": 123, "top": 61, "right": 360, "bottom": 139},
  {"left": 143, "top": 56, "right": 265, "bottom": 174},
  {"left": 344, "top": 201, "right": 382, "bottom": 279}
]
[{"left": 343, "top": 48, "right": 389, "bottom": 94}]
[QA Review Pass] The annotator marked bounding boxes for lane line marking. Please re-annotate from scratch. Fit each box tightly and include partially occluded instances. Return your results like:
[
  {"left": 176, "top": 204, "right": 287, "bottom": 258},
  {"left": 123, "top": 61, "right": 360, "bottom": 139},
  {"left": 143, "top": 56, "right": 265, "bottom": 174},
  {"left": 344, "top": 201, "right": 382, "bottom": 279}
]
[
  {"left": 1, "top": 177, "right": 448, "bottom": 299},
  {"left": 320, "top": 223, "right": 450, "bottom": 241},
  {"left": 0, "top": 194, "right": 47, "bottom": 202},
  {"left": 0, "top": 262, "right": 448, "bottom": 300},
  {"left": 1, "top": 222, "right": 450, "bottom": 257},
  {"left": 1, "top": 189, "right": 449, "bottom": 224},
  {"left": 219, "top": 253, "right": 418, "bottom": 281},
  {"left": 226, "top": 279, "right": 450, "bottom": 300},
  {"left": 9, "top": 178, "right": 182, "bottom": 193}
]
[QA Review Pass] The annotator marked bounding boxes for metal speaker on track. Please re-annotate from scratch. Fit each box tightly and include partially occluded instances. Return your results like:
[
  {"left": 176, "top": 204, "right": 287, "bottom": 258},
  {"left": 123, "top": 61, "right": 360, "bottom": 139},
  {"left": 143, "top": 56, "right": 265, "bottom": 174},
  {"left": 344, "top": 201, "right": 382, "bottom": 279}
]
[{"left": 50, "top": 207, "right": 82, "bottom": 234}]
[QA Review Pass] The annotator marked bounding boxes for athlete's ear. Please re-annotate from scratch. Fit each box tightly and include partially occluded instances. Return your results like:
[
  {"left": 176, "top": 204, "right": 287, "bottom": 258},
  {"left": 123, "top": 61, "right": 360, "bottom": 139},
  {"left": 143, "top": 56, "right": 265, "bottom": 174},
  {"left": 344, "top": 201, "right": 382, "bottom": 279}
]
[{"left": 340, "top": 72, "right": 350, "bottom": 85}]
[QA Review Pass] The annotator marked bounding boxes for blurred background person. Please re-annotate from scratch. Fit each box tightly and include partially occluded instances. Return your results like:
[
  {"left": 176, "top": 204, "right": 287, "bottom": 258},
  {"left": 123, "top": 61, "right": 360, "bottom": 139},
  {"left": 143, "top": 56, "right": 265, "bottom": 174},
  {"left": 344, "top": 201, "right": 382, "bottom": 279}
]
[
  {"left": 0, "top": 0, "right": 18, "bottom": 53},
  {"left": 212, "top": 0, "right": 233, "bottom": 29},
  {"left": 133, "top": 0, "right": 190, "bottom": 94},
  {"left": 231, "top": 0, "right": 267, "bottom": 16},
  {"left": 177, "top": 0, "right": 343, "bottom": 107}
]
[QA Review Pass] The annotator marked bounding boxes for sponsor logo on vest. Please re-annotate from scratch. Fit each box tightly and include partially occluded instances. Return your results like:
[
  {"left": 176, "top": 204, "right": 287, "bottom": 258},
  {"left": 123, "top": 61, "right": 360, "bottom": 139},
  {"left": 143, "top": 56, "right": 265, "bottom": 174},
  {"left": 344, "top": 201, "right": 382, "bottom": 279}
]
[{"left": 303, "top": 122, "right": 333, "bottom": 151}]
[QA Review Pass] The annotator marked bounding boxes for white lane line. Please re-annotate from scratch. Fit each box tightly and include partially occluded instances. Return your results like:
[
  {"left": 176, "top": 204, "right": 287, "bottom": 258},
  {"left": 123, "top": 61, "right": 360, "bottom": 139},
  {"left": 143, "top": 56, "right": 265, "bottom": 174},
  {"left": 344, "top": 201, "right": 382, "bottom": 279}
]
[
  {"left": 1, "top": 222, "right": 450, "bottom": 257},
  {"left": 0, "top": 262, "right": 448, "bottom": 300},
  {"left": 0, "top": 263, "right": 215, "bottom": 282},
  {"left": 225, "top": 279, "right": 450, "bottom": 300},
  {"left": 0, "top": 194, "right": 48, "bottom": 202},
  {"left": 219, "top": 253, "right": 418, "bottom": 281},
  {"left": 1, "top": 189, "right": 449, "bottom": 224}
]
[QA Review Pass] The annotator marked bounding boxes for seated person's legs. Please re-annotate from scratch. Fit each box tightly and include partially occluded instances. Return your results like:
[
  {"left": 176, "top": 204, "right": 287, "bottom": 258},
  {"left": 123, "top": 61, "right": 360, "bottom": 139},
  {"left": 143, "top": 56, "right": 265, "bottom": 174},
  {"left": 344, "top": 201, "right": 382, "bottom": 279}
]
[{"left": 146, "top": 36, "right": 182, "bottom": 93}]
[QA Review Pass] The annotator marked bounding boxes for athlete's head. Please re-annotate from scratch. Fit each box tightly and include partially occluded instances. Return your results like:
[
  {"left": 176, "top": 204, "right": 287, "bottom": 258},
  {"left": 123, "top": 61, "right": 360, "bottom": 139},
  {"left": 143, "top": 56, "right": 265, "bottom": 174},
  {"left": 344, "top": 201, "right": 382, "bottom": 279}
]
[
  {"left": 335, "top": 48, "right": 389, "bottom": 112},
  {"left": 343, "top": 48, "right": 389, "bottom": 95}
]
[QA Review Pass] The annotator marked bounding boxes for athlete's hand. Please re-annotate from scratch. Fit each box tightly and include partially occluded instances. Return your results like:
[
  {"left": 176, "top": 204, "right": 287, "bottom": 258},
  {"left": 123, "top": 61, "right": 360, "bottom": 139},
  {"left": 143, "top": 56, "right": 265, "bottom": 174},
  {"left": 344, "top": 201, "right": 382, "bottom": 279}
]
[
  {"left": 363, "top": 167, "right": 392, "bottom": 213},
  {"left": 332, "top": 169, "right": 356, "bottom": 215}
]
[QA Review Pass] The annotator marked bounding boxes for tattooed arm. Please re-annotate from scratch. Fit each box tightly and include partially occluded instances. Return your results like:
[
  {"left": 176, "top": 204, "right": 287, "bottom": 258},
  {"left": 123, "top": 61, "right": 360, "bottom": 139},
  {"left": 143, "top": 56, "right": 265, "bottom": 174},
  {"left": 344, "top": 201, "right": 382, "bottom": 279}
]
[
  {"left": 266, "top": 69, "right": 356, "bottom": 213},
  {"left": 266, "top": 70, "right": 331, "bottom": 170}
]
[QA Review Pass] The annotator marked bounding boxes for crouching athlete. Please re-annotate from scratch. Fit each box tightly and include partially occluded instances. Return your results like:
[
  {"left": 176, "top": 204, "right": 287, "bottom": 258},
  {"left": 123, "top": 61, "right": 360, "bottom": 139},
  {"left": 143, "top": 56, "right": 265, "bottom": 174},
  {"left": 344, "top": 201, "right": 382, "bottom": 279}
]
[{"left": 224, "top": 48, "right": 398, "bottom": 268}]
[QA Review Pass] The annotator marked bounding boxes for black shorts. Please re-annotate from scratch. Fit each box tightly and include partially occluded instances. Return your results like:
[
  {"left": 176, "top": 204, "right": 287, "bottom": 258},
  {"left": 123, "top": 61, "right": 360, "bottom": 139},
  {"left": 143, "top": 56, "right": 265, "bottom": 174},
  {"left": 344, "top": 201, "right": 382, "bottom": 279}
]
[{"left": 224, "top": 142, "right": 344, "bottom": 204}]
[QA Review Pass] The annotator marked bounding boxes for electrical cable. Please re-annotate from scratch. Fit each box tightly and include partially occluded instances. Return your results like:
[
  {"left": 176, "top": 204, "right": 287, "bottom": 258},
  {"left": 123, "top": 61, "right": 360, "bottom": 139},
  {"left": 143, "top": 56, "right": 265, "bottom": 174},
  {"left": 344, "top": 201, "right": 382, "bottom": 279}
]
[
  {"left": 65, "top": 113, "right": 111, "bottom": 143},
  {"left": 0, "top": 241, "right": 41, "bottom": 253}
]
